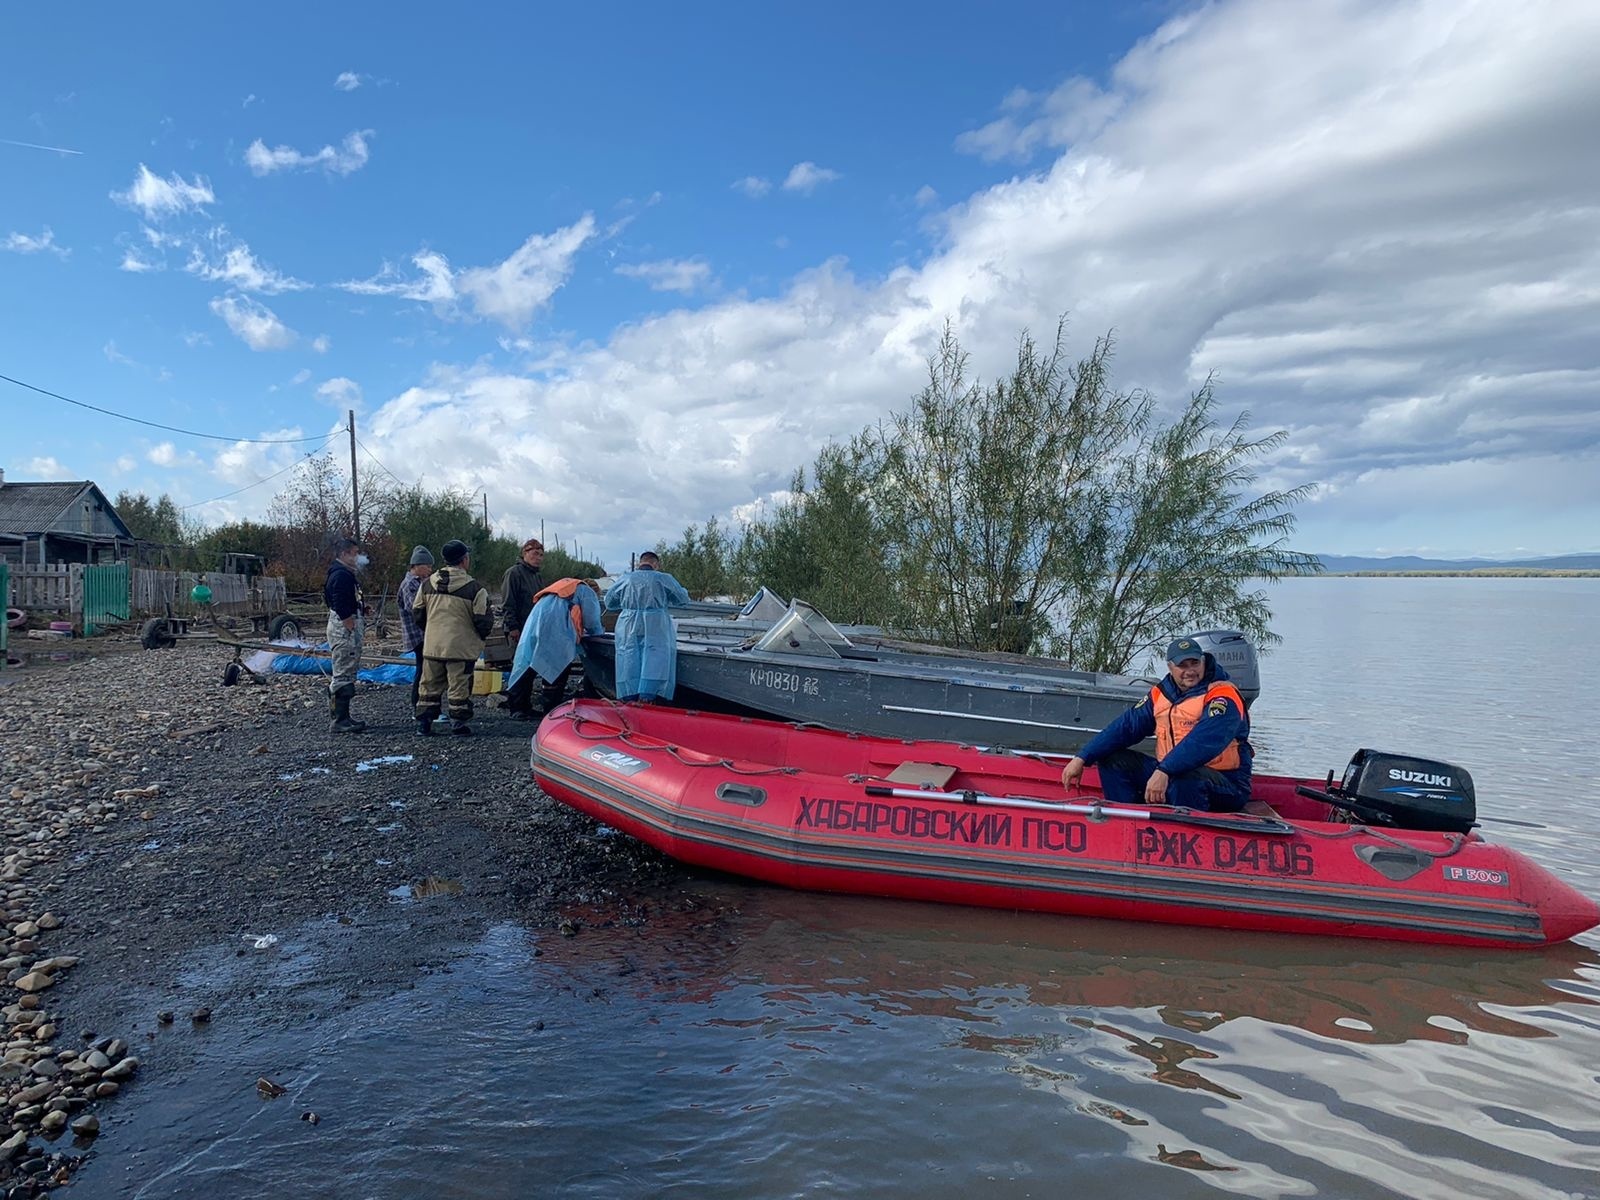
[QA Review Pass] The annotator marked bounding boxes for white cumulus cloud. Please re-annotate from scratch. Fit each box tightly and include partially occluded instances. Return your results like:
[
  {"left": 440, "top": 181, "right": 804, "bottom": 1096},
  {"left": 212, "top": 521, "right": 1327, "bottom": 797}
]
[
  {"left": 338, "top": 215, "right": 596, "bottom": 329},
  {"left": 209, "top": 295, "right": 297, "bottom": 351},
  {"left": 316, "top": 377, "right": 363, "bottom": 409},
  {"left": 2, "top": 228, "right": 68, "bottom": 257},
  {"left": 245, "top": 130, "right": 373, "bottom": 176},
  {"left": 615, "top": 257, "right": 713, "bottom": 294},
  {"left": 782, "top": 162, "right": 841, "bottom": 194},
  {"left": 185, "top": 235, "right": 308, "bottom": 294},
  {"left": 109, "top": 165, "right": 214, "bottom": 220},
  {"left": 333, "top": 72, "right": 363, "bottom": 91},
  {"left": 732, "top": 175, "right": 772, "bottom": 198},
  {"left": 334, "top": 0, "right": 1600, "bottom": 567}
]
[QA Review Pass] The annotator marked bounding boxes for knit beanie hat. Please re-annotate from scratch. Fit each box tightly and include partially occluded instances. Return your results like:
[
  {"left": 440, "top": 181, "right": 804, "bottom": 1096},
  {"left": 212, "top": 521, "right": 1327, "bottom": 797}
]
[{"left": 408, "top": 545, "right": 435, "bottom": 566}]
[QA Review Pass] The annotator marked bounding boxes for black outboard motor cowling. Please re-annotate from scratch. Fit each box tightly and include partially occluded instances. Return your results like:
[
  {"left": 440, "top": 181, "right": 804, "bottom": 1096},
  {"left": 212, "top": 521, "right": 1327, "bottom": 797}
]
[
  {"left": 1189, "top": 630, "right": 1259, "bottom": 709},
  {"left": 1339, "top": 749, "right": 1476, "bottom": 834}
]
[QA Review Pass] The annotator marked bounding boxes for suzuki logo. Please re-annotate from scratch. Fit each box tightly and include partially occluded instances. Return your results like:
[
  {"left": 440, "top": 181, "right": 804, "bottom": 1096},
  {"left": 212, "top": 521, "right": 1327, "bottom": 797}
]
[{"left": 1388, "top": 768, "right": 1454, "bottom": 788}]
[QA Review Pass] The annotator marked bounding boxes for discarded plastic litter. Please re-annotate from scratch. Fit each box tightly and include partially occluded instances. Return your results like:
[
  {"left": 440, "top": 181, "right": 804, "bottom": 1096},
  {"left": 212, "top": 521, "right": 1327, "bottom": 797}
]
[
  {"left": 241, "top": 933, "right": 279, "bottom": 950},
  {"left": 356, "top": 755, "right": 414, "bottom": 773}
]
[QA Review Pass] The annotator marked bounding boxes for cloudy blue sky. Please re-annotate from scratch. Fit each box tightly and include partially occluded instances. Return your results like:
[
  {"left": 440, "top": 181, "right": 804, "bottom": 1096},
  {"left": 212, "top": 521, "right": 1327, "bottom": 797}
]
[{"left": 3, "top": 0, "right": 1597, "bottom": 568}]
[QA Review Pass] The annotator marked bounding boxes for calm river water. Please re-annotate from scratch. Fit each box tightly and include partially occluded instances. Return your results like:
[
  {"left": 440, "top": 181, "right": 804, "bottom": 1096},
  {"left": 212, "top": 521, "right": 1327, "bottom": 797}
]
[{"left": 80, "top": 578, "right": 1600, "bottom": 1199}]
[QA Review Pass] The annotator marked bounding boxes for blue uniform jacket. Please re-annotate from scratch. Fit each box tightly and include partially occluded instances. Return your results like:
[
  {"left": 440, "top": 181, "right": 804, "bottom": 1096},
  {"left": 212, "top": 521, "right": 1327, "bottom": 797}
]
[
  {"left": 1077, "top": 655, "right": 1252, "bottom": 793},
  {"left": 323, "top": 560, "right": 360, "bottom": 620}
]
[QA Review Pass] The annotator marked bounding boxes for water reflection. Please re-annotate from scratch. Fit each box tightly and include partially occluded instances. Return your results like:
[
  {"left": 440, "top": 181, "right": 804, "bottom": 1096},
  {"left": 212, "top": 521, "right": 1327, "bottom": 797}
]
[{"left": 539, "top": 895, "right": 1600, "bottom": 1050}]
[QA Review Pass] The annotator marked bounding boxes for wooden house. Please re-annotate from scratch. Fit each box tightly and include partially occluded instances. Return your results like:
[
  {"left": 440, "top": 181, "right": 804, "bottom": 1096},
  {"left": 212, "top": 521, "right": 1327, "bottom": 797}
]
[{"left": 0, "top": 470, "right": 136, "bottom": 566}]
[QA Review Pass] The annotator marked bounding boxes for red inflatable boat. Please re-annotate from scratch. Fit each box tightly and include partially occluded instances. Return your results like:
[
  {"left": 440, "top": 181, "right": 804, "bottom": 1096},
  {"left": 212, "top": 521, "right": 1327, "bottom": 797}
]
[{"left": 531, "top": 700, "right": 1599, "bottom": 948}]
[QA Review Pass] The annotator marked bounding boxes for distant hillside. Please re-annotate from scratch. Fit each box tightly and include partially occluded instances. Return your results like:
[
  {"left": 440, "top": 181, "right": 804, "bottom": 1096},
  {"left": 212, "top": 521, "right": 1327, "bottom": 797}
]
[{"left": 1315, "top": 553, "right": 1600, "bottom": 572}]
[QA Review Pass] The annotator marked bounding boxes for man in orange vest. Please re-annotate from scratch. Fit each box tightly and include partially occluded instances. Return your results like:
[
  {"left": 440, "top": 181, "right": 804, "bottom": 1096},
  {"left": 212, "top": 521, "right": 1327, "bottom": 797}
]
[{"left": 1059, "top": 636, "right": 1252, "bottom": 812}]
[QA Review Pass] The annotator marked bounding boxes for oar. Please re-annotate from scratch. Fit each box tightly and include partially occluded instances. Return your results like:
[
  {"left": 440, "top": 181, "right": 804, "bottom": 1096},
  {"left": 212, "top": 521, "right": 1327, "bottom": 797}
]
[{"left": 862, "top": 784, "right": 1296, "bottom": 835}]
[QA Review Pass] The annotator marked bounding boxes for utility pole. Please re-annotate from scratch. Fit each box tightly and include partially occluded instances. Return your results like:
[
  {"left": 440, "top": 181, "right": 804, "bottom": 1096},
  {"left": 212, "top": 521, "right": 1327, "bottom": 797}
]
[
  {"left": 347, "top": 410, "right": 361, "bottom": 544},
  {"left": 482, "top": 492, "right": 489, "bottom": 532},
  {"left": 540, "top": 518, "right": 545, "bottom": 545}
]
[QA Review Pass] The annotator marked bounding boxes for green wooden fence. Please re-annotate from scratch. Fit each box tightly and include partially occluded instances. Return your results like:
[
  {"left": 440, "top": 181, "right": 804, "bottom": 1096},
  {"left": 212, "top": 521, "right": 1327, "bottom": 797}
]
[{"left": 83, "top": 562, "right": 130, "bottom": 635}]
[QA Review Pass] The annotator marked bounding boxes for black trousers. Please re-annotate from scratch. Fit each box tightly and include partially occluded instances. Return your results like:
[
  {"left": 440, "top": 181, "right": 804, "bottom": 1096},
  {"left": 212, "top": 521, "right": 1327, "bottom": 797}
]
[
  {"left": 505, "top": 663, "right": 575, "bottom": 715},
  {"left": 504, "top": 668, "right": 537, "bottom": 714}
]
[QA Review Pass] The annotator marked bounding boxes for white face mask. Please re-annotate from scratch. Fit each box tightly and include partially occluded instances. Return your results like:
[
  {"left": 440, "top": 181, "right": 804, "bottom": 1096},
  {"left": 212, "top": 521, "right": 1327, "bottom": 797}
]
[{"left": 354, "top": 554, "right": 370, "bottom": 568}]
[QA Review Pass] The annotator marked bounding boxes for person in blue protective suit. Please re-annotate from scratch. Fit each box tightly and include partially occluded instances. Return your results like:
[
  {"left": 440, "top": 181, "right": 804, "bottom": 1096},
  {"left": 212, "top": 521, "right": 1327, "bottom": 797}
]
[
  {"left": 1059, "top": 636, "right": 1253, "bottom": 812},
  {"left": 604, "top": 551, "right": 691, "bottom": 702},
  {"left": 506, "top": 579, "right": 603, "bottom": 718}
]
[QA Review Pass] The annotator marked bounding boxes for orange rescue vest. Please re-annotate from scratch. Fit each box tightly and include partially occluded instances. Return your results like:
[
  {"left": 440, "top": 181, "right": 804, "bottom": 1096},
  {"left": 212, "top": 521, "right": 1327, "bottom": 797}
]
[
  {"left": 532, "top": 578, "right": 589, "bottom": 639},
  {"left": 1151, "top": 681, "right": 1246, "bottom": 771}
]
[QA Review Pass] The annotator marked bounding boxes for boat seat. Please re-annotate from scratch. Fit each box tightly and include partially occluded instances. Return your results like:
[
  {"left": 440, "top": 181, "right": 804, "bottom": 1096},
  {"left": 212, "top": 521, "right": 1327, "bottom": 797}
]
[
  {"left": 1240, "top": 799, "right": 1278, "bottom": 818},
  {"left": 885, "top": 761, "right": 958, "bottom": 789}
]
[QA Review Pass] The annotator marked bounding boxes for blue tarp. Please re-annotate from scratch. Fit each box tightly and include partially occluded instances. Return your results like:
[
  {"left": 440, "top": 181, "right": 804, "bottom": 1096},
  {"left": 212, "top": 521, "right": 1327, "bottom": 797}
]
[{"left": 266, "top": 645, "right": 415, "bottom": 685}]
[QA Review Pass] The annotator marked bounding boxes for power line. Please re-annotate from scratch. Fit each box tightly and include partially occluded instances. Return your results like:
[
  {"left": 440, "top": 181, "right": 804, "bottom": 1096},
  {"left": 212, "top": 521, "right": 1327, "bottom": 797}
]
[
  {"left": 179, "top": 435, "right": 340, "bottom": 510},
  {"left": 0, "top": 371, "right": 335, "bottom": 445},
  {"left": 353, "top": 434, "right": 411, "bottom": 489}
]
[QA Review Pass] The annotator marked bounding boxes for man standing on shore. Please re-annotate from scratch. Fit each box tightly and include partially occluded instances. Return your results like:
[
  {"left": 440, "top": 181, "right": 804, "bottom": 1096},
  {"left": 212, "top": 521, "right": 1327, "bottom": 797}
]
[
  {"left": 499, "top": 537, "right": 546, "bottom": 719},
  {"left": 414, "top": 539, "right": 494, "bottom": 736},
  {"left": 323, "top": 537, "right": 369, "bottom": 734},
  {"left": 398, "top": 545, "right": 434, "bottom": 711}
]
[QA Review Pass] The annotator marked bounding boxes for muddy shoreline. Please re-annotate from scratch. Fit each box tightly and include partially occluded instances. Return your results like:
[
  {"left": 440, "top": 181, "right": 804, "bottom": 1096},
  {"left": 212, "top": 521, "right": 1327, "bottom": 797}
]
[{"left": 0, "top": 638, "right": 710, "bottom": 1193}]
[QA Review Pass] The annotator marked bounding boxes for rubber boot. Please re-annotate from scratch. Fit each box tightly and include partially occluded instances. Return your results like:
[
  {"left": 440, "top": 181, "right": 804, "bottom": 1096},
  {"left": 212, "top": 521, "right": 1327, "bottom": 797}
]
[
  {"left": 450, "top": 720, "right": 473, "bottom": 737},
  {"left": 330, "top": 685, "right": 366, "bottom": 734},
  {"left": 417, "top": 716, "right": 434, "bottom": 737}
]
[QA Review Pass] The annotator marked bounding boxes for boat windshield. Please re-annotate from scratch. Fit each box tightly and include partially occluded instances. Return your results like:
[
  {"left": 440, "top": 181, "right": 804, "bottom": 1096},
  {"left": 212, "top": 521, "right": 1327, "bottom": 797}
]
[
  {"left": 750, "top": 603, "right": 851, "bottom": 658},
  {"left": 736, "top": 586, "right": 789, "bottom": 622},
  {"left": 790, "top": 600, "right": 853, "bottom": 648}
]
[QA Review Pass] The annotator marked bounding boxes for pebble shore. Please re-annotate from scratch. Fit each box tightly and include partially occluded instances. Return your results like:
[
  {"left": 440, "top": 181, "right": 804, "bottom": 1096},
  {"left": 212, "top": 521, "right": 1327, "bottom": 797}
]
[{"left": 0, "top": 635, "right": 696, "bottom": 1195}]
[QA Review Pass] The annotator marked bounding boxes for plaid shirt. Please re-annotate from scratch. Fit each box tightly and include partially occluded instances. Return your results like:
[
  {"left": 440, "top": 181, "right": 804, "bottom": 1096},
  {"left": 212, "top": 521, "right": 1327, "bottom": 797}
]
[{"left": 398, "top": 572, "right": 425, "bottom": 651}]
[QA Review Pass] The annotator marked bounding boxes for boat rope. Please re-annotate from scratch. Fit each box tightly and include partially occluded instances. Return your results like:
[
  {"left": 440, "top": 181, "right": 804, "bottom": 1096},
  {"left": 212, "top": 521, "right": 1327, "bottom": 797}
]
[
  {"left": 1295, "top": 823, "right": 1469, "bottom": 857},
  {"left": 560, "top": 708, "right": 800, "bottom": 776}
]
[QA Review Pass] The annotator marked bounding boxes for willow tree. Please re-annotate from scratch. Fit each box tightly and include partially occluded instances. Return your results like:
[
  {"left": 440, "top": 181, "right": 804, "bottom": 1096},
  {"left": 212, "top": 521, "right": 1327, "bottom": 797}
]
[
  {"left": 868, "top": 322, "right": 1319, "bottom": 668},
  {"left": 659, "top": 516, "right": 737, "bottom": 599},
  {"left": 763, "top": 442, "right": 898, "bottom": 627},
  {"left": 1054, "top": 381, "right": 1320, "bottom": 671},
  {"left": 868, "top": 322, "right": 1146, "bottom": 652}
]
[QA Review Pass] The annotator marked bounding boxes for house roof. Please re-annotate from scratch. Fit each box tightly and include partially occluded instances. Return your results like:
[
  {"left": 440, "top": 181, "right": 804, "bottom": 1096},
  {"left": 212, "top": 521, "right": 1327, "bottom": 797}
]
[{"left": 0, "top": 480, "right": 134, "bottom": 539}]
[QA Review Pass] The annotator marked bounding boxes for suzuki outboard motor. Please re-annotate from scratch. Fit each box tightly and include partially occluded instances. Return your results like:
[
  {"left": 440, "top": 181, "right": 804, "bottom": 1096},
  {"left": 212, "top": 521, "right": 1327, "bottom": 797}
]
[
  {"left": 1299, "top": 749, "right": 1478, "bottom": 833},
  {"left": 1189, "top": 629, "right": 1260, "bottom": 709}
]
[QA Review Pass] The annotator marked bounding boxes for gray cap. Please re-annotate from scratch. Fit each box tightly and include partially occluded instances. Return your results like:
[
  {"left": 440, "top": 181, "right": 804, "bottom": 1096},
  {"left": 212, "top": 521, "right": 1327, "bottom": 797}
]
[{"left": 408, "top": 545, "right": 435, "bottom": 566}]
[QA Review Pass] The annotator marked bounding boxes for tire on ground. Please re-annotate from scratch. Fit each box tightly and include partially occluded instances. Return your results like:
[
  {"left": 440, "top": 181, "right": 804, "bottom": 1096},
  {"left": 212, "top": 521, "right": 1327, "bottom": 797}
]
[
  {"left": 267, "top": 614, "right": 303, "bottom": 641},
  {"left": 140, "top": 617, "right": 176, "bottom": 650}
]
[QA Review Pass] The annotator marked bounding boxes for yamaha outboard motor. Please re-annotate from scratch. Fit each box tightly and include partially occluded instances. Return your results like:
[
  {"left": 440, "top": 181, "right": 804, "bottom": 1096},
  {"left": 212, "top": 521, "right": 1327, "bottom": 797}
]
[
  {"left": 1298, "top": 749, "right": 1478, "bottom": 834},
  {"left": 1189, "top": 630, "right": 1259, "bottom": 710}
]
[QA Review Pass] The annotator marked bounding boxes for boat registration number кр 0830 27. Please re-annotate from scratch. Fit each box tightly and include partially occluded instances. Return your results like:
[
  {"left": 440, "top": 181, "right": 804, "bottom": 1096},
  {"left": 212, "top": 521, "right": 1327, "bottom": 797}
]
[{"left": 749, "top": 668, "right": 820, "bottom": 696}]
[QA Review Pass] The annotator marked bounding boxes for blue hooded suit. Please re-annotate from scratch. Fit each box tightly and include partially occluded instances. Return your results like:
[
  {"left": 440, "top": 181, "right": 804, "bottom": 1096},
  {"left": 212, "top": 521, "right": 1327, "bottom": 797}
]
[
  {"left": 604, "top": 567, "right": 690, "bottom": 701},
  {"left": 508, "top": 583, "right": 604, "bottom": 690}
]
